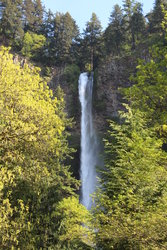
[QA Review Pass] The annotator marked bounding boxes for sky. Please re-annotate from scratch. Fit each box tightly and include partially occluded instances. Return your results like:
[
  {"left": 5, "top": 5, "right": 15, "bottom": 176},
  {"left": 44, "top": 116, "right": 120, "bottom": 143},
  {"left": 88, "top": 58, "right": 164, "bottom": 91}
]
[{"left": 43, "top": 0, "right": 155, "bottom": 32}]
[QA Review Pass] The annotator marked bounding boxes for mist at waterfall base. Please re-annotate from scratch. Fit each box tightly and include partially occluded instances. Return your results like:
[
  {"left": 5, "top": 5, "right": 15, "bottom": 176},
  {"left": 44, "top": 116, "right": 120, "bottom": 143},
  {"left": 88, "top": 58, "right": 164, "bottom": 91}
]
[{"left": 79, "top": 72, "right": 101, "bottom": 210}]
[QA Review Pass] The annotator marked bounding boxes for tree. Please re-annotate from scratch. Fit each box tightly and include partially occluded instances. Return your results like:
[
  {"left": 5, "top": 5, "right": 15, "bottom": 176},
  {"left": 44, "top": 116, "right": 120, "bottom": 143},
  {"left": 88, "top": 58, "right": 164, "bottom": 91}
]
[
  {"left": 82, "top": 12, "right": 102, "bottom": 70},
  {"left": 21, "top": 31, "right": 46, "bottom": 59},
  {"left": 23, "top": 0, "right": 43, "bottom": 33},
  {"left": 123, "top": 0, "right": 145, "bottom": 49},
  {"left": 33, "top": 0, "right": 43, "bottom": 33},
  {"left": 0, "top": 0, "right": 24, "bottom": 47},
  {"left": 42, "top": 9, "right": 54, "bottom": 38},
  {"left": 94, "top": 107, "right": 167, "bottom": 249},
  {"left": 46, "top": 12, "right": 79, "bottom": 65},
  {"left": 52, "top": 196, "right": 94, "bottom": 249},
  {"left": 131, "top": 2, "right": 145, "bottom": 43},
  {"left": 148, "top": 0, "right": 167, "bottom": 34},
  {"left": 23, "top": 0, "right": 35, "bottom": 31},
  {"left": 104, "top": 4, "right": 124, "bottom": 55}
]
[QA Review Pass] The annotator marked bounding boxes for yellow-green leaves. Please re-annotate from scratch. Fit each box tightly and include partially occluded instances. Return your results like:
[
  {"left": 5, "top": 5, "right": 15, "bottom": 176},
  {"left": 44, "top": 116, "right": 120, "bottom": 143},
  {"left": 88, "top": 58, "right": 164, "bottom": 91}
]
[
  {"left": 95, "top": 107, "right": 167, "bottom": 249},
  {"left": 21, "top": 32, "right": 46, "bottom": 59},
  {"left": 0, "top": 47, "right": 79, "bottom": 249},
  {"left": 53, "top": 197, "right": 95, "bottom": 249}
]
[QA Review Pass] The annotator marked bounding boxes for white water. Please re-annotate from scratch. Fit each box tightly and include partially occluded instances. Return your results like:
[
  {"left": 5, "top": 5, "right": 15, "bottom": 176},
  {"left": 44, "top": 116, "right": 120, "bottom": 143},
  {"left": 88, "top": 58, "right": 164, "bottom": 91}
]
[{"left": 79, "top": 72, "right": 99, "bottom": 210}]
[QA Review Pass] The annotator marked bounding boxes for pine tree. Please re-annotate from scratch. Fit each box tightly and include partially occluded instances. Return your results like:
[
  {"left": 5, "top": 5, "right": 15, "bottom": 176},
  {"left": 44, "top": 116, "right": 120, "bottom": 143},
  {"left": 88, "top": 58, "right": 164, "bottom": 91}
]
[
  {"left": 94, "top": 107, "right": 167, "bottom": 249},
  {"left": 123, "top": 0, "right": 145, "bottom": 49},
  {"left": 0, "top": 0, "right": 24, "bottom": 47},
  {"left": 131, "top": 2, "right": 145, "bottom": 43},
  {"left": 42, "top": 9, "right": 54, "bottom": 38},
  {"left": 82, "top": 12, "right": 102, "bottom": 70},
  {"left": 23, "top": 0, "right": 43, "bottom": 33},
  {"left": 23, "top": 0, "right": 35, "bottom": 31},
  {"left": 104, "top": 4, "right": 124, "bottom": 55},
  {"left": 48, "top": 12, "right": 79, "bottom": 65},
  {"left": 149, "top": 0, "right": 167, "bottom": 34},
  {"left": 33, "top": 0, "right": 43, "bottom": 33}
]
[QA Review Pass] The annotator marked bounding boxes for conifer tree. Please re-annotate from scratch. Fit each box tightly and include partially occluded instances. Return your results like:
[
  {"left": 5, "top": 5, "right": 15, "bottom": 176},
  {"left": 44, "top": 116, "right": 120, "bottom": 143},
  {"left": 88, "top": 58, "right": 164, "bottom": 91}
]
[
  {"left": 23, "top": 0, "right": 43, "bottom": 33},
  {"left": 123, "top": 0, "right": 145, "bottom": 49},
  {"left": 94, "top": 107, "right": 167, "bottom": 249},
  {"left": 82, "top": 12, "right": 102, "bottom": 70},
  {"left": 0, "top": 0, "right": 24, "bottom": 47},
  {"left": 42, "top": 9, "right": 54, "bottom": 38},
  {"left": 149, "top": 0, "right": 167, "bottom": 34},
  {"left": 48, "top": 12, "right": 79, "bottom": 65},
  {"left": 104, "top": 4, "right": 124, "bottom": 55}
]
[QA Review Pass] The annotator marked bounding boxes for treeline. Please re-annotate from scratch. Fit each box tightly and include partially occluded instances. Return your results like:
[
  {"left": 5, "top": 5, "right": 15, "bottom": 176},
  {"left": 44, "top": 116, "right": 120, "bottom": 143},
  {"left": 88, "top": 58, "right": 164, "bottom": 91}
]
[{"left": 0, "top": 0, "right": 167, "bottom": 70}]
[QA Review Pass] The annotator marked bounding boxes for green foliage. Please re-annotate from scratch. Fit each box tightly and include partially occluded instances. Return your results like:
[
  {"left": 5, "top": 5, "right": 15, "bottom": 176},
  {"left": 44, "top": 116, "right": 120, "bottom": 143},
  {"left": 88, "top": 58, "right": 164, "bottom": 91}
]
[
  {"left": 104, "top": 4, "right": 124, "bottom": 55},
  {"left": 64, "top": 64, "right": 80, "bottom": 117},
  {"left": 0, "top": 0, "right": 24, "bottom": 48},
  {"left": 85, "top": 63, "right": 92, "bottom": 72},
  {"left": 0, "top": 47, "right": 88, "bottom": 249},
  {"left": 23, "top": 0, "right": 43, "bottom": 33},
  {"left": 64, "top": 64, "right": 80, "bottom": 88},
  {"left": 21, "top": 32, "right": 46, "bottom": 59},
  {"left": 52, "top": 197, "right": 95, "bottom": 249},
  {"left": 148, "top": 0, "right": 167, "bottom": 34},
  {"left": 48, "top": 12, "right": 79, "bottom": 65},
  {"left": 123, "top": 0, "right": 145, "bottom": 49},
  {"left": 81, "top": 13, "right": 103, "bottom": 70},
  {"left": 94, "top": 107, "right": 167, "bottom": 249},
  {"left": 122, "top": 45, "right": 167, "bottom": 132}
]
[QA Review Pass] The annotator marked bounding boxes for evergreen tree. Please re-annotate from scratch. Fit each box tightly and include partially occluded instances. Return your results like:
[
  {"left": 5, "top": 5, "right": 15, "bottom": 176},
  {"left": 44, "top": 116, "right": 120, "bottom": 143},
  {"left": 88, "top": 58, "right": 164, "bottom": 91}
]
[
  {"left": 42, "top": 9, "right": 54, "bottom": 38},
  {"left": 123, "top": 0, "right": 145, "bottom": 49},
  {"left": 23, "top": 0, "right": 35, "bottom": 31},
  {"left": 149, "top": 0, "right": 167, "bottom": 34},
  {"left": 48, "top": 12, "right": 79, "bottom": 65},
  {"left": 23, "top": 0, "right": 43, "bottom": 33},
  {"left": 121, "top": 0, "right": 134, "bottom": 49},
  {"left": 82, "top": 12, "right": 102, "bottom": 70},
  {"left": 94, "top": 107, "right": 167, "bottom": 249},
  {"left": 131, "top": 2, "right": 146, "bottom": 42},
  {"left": 104, "top": 4, "right": 124, "bottom": 55},
  {"left": 33, "top": 0, "right": 43, "bottom": 33},
  {"left": 0, "top": 0, "right": 24, "bottom": 47}
]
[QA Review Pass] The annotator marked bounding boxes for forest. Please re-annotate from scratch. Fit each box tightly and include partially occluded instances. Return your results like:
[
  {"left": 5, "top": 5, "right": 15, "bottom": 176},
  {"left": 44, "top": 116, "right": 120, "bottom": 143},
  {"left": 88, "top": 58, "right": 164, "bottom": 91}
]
[{"left": 0, "top": 0, "right": 167, "bottom": 249}]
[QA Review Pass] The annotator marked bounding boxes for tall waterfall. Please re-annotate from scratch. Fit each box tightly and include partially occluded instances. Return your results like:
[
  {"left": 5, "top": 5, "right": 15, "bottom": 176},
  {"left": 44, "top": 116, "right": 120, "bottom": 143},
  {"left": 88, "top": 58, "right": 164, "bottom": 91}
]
[{"left": 79, "top": 72, "right": 98, "bottom": 210}]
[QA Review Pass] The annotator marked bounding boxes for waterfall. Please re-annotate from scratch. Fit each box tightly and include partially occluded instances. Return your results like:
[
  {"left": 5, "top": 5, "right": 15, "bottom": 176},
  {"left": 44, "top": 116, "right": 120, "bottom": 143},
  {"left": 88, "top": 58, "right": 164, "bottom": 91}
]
[{"left": 79, "top": 72, "right": 98, "bottom": 210}]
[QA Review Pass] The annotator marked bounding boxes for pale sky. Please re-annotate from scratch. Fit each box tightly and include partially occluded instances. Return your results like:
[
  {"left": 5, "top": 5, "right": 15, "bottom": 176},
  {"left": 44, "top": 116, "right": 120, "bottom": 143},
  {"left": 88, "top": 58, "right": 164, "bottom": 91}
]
[{"left": 43, "top": 0, "right": 155, "bottom": 32}]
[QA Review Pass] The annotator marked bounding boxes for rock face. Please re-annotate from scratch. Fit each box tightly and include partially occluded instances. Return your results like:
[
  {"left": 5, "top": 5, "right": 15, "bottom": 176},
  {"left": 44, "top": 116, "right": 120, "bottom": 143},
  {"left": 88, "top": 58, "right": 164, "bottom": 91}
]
[
  {"left": 48, "top": 54, "right": 139, "bottom": 133},
  {"left": 93, "top": 55, "right": 137, "bottom": 131}
]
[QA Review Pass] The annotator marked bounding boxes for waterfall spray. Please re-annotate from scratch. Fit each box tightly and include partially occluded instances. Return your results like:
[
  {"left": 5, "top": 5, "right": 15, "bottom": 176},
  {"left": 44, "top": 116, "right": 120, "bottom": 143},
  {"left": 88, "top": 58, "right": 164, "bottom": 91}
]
[{"left": 79, "top": 72, "right": 99, "bottom": 210}]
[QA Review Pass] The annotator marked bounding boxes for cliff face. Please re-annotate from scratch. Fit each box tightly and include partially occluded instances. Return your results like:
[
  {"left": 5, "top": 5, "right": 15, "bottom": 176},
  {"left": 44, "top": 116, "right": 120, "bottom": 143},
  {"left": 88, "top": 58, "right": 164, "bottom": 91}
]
[
  {"left": 48, "top": 53, "right": 138, "bottom": 132},
  {"left": 93, "top": 54, "right": 137, "bottom": 131}
]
